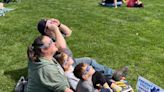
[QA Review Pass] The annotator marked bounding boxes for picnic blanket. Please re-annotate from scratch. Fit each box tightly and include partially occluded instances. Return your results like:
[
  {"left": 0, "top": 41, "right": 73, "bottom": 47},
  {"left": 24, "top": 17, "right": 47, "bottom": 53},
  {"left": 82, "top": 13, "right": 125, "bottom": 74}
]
[{"left": 0, "top": 7, "right": 14, "bottom": 16}]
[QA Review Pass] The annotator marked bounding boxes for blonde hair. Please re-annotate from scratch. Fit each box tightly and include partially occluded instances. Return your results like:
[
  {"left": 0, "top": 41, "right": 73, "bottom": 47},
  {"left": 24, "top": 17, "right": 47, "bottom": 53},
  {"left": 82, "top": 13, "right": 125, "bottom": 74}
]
[{"left": 56, "top": 52, "right": 69, "bottom": 69}]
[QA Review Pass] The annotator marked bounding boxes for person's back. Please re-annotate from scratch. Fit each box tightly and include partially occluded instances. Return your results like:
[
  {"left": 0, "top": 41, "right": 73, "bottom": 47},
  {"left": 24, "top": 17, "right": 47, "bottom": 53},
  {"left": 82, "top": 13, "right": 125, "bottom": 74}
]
[
  {"left": 76, "top": 79, "right": 99, "bottom": 92},
  {"left": 126, "top": 0, "right": 143, "bottom": 7},
  {"left": 26, "top": 58, "right": 69, "bottom": 92},
  {"left": 26, "top": 34, "right": 73, "bottom": 92},
  {"left": 105, "top": 0, "right": 122, "bottom": 3},
  {"left": 126, "top": 0, "right": 136, "bottom": 7}
]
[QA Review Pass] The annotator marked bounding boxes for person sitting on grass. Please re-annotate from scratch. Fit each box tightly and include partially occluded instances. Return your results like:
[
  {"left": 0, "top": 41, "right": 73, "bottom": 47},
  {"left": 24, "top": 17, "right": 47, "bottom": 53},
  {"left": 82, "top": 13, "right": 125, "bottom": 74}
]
[
  {"left": 126, "top": 0, "right": 143, "bottom": 7},
  {"left": 26, "top": 21, "right": 73, "bottom": 92},
  {"left": 100, "top": 0, "right": 125, "bottom": 8},
  {"left": 73, "top": 63, "right": 126, "bottom": 92},
  {"left": 56, "top": 52, "right": 80, "bottom": 91}
]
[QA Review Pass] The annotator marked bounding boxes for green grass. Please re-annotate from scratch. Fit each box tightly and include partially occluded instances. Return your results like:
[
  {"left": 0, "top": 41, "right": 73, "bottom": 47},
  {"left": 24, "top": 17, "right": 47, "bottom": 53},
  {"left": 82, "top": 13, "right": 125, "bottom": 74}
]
[{"left": 0, "top": 0, "right": 164, "bottom": 91}]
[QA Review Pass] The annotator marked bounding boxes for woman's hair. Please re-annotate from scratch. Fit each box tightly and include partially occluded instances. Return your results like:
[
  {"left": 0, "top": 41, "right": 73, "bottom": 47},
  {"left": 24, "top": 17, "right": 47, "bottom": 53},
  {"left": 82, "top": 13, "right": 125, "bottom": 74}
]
[
  {"left": 73, "top": 63, "right": 85, "bottom": 80},
  {"left": 27, "top": 36, "right": 45, "bottom": 62}
]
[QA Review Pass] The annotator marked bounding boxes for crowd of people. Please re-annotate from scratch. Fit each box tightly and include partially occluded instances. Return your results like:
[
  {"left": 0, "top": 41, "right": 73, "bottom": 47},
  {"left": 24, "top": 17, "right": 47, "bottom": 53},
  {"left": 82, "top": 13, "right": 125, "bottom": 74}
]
[{"left": 24, "top": 18, "right": 130, "bottom": 92}]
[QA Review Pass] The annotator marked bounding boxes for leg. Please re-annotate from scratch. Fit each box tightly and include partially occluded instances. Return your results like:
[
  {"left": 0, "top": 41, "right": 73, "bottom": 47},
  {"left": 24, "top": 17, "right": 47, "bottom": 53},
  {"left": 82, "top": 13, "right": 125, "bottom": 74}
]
[{"left": 73, "top": 57, "right": 114, "bottom": 78}]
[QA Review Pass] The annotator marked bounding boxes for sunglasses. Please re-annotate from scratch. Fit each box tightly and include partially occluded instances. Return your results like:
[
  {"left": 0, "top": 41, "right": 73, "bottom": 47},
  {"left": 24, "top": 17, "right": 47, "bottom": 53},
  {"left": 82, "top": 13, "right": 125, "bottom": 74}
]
[
  {"left": 40, "top": 40, "right": 53, "bottom": 49},
  {"left": 82, "top": 65, "right": 91, "bottom": 76}
]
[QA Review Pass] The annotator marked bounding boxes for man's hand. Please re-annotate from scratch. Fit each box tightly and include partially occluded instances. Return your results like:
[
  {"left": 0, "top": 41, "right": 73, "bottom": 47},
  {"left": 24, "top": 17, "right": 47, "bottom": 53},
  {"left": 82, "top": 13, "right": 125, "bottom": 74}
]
[
  {"left": 49, "top": 18, "right": 61, "bottom": 27},
  {"left": 47, "top": 23, "right": 58, "bottom": 30}
]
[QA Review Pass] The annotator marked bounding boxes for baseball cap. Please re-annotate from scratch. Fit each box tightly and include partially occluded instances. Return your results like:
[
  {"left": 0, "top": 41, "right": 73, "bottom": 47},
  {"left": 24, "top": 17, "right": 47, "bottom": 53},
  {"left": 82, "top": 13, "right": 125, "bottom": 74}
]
[{"left": 37, "top": 19, "right": 47, "bottom": 35}]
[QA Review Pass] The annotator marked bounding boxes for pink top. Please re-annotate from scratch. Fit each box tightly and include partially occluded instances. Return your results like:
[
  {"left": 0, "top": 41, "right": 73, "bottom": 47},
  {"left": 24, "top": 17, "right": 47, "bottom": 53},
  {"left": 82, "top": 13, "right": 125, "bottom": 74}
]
[{"left": 126, "top": 0, "right": 137, "bottom": 7}]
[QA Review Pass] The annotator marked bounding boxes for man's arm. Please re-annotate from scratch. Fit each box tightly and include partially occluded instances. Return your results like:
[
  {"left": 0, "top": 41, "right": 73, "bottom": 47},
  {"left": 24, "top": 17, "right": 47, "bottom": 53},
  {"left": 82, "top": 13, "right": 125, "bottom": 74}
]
[
  {"left": 48, "top": 18, "right": 72, "bottom": 37},
  {"left": 59, "top": 23, "right": 72, "bottom": 37},
  {"left": 47, "top": 23, "right": 67, "bottom": 50}
]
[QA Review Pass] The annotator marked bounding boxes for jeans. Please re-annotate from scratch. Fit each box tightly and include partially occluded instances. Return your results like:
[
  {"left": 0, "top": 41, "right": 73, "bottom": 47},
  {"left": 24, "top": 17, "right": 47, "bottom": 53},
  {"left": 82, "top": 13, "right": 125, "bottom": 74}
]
[
  {"left": 73, "top": 57, "right": 114, "bottom": 78},
  {"left": 104, "top": 1, "right": 122, "bottom": 7}
]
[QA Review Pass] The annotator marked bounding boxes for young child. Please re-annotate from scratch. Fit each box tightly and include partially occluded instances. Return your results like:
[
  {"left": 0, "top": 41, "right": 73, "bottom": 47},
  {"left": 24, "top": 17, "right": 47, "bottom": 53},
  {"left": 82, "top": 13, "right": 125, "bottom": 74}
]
[
  {"left": 56, "top": 52, "right": 80, "bottom": 91},
  {"left": 74, "top": 63, "right": 123, "bottom": 92}
]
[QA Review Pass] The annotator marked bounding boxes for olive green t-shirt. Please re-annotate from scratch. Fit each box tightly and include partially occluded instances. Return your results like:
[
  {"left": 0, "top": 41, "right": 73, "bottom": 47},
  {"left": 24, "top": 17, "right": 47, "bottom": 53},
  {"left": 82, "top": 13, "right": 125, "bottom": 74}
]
[{"left": 26, "top": 57, "right": 69, "bottom": 92}]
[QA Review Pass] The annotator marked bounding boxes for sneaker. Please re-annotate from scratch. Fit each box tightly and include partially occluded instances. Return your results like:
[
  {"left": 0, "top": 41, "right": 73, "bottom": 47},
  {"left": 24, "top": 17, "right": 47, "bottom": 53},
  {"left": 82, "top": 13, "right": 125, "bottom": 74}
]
[{"left": 112, "top": 66, "right": 128, "bottom": 81}]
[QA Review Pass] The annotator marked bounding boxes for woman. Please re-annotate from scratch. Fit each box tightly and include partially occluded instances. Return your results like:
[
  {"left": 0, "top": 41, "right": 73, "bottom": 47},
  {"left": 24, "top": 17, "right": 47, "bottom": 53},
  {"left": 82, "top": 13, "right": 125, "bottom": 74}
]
[{"left": 26, "top": 22, "right": 73, "bottom": 92}]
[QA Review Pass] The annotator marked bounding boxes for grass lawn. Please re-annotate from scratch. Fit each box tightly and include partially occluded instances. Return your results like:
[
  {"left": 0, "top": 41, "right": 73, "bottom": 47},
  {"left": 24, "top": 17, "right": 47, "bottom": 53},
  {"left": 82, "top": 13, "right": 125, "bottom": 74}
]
[{"left": 0, "top": 0, "right": 164, "bottom": 91}]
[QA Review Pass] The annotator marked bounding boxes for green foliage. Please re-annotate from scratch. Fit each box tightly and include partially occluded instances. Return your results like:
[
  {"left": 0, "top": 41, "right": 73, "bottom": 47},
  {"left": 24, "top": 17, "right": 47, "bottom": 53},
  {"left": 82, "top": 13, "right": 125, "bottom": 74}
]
[{"left": 0, "top": 0, "right": 164, "bottom": 91}]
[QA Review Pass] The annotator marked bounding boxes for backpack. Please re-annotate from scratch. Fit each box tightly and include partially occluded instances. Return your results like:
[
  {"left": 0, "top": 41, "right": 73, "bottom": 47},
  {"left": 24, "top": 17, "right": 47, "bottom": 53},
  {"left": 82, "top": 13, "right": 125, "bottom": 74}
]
[{"left": 15, "top": 76, "right": 28, "bottom": 92}]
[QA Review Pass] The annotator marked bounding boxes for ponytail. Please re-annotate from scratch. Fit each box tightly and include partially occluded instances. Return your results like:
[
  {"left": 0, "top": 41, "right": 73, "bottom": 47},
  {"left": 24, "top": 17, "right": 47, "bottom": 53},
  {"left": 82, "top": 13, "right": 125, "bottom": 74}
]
[
  {"left": 27, "top": 45, "right": 36, "bottom": 62},
  {"left": 27, "top": 36, "right": 44, "bottom": 62}
]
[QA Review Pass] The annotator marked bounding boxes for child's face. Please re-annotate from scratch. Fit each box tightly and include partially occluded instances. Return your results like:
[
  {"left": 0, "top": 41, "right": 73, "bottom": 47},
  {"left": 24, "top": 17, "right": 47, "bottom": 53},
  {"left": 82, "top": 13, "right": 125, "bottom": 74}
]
[
  {"left": 82, "top": 64, "right": 95, "bottom": 79},
  {"left": 63, "top": 54, "right": 74, "bottom": 70}
]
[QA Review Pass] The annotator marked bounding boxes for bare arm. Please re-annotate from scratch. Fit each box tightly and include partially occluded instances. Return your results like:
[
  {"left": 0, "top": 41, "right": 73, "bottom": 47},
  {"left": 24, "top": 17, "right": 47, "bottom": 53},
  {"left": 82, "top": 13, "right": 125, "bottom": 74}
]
[
  {"left": 59, "top": 23, "right": 72, "bottom": 38},
  {"left": 48, "top": 18, "right": 72, "bottom": 38},
  {"left": 47, "top": 24, "right": 67, "bottom": 50},
  {"left": 114, "top": 0, "right": 117, "bottom": 8}
]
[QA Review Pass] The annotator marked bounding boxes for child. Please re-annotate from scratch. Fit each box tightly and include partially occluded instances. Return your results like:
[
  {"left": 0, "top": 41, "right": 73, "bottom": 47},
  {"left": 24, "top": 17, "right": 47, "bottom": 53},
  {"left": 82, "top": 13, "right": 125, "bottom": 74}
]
[
  {"left": 74, "top": 63, "right": 124, "bottom": 92},
  {"left": 56, "top": 52, "right": 80, "bottom": 91}
]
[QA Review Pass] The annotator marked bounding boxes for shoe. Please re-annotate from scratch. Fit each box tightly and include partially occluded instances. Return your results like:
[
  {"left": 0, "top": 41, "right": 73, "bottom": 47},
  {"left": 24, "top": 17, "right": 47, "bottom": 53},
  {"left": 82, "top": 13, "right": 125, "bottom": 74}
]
[{"left": 112, "top": 66, "right": 128, "bottom": 81}]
